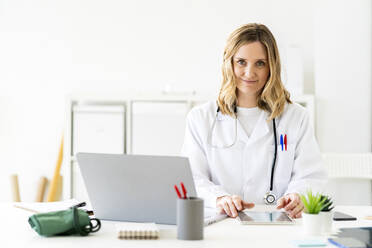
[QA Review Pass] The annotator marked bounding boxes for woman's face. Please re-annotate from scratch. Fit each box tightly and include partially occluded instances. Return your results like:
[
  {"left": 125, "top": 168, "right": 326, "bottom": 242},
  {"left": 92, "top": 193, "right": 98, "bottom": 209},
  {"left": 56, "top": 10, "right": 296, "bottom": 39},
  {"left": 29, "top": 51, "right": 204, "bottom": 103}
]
[{"left": 233, "top": 41, "right": 270, "bottom": 98}]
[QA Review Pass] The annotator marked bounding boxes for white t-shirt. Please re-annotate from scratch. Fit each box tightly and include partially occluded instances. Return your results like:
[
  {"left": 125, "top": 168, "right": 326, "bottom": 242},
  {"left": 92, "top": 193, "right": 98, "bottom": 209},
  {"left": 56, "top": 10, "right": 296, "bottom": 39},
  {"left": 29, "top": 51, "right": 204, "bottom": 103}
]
[{"left": 236, "top": 106, "right": 261, "bottom": 137}]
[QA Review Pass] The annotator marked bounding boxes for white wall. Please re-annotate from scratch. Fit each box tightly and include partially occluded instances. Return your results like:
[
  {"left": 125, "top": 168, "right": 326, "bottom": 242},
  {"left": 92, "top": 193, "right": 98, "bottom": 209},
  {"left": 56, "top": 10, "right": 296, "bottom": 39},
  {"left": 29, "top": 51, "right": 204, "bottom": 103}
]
[
  {"left": 314, "top": 0, "right": 372, "bottom": 204},
  {"left": 314, "top": 0, "right": 371, "bottom": 152},
  {"left": 0, "top": 0, "right": 370, "bottom": 202}
]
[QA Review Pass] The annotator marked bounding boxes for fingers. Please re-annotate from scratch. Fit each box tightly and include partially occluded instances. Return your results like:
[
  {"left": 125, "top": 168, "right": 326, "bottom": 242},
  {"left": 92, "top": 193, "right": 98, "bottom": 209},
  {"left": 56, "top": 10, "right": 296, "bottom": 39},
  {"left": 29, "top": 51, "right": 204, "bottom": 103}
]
[
  {"left": 280, "top": 193, "right": 304, "bottom": 219},
  {"left": 295, "top": 211, "right": 303, "bottom": 219},
  {"left": 276, "top": 197, "right": 287, "bottom": 209},
  {"left": 227, "top": 198, "right": 238, "bottom": 217},
  {"left": 242, "top": 201, "right": 255, "bottom": 209},
  {"left": 217, "top": 205, "right": 224, "bottom": 214},
  {"left": 216, "top": 196, "right": 229, "bottom": 215},
  {"left": 284, "top": 195, "right": 301, "bottom": 212},
  {"left": 216, "top": 196, "right": 236, "bottom": 217},
  {"left": 216, "top": 195, "right": 247, "bottom": 218},
  {"left": 287, "top": 200, "right": 304, "bottom": 218},
  {"left": 290, "top": 204, "right": 304, "bottom": 219},
  {"left": 284, "top": 200, "right": 297, "bottom": 212},
  {"left": 232, "top": 195, "right": 243, "bottom": 211},
  {"left": 287, "top": 203, "right": 304, "bottom": 218},
  {"left": 222, "top": 201, "right": 233, "bottom": 217}
]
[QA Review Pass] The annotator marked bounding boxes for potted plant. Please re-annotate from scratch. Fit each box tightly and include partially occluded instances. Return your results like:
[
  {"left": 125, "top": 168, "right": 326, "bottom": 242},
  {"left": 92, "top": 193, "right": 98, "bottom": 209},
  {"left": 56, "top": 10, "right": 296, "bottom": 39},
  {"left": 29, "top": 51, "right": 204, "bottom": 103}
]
[
  {"left": 300, "top": 190, "right": 327, "bottom": 236},
  {"left": 320, "top": 195, "right": 334, "bottom": 234}
]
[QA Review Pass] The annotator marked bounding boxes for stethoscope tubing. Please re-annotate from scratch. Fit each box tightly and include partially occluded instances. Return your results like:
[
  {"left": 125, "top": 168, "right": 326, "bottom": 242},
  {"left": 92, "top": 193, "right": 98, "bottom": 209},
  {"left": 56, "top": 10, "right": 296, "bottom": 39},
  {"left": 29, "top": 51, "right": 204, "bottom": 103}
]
[
  {"left": 207, "top": 106, "right": 238, "bottom": 149},
  {"left": 270, "top": 118, "right": 277, "bottom": 191},
  {"left": 208, "top": 105, "right": 278, "bottom": 203}
]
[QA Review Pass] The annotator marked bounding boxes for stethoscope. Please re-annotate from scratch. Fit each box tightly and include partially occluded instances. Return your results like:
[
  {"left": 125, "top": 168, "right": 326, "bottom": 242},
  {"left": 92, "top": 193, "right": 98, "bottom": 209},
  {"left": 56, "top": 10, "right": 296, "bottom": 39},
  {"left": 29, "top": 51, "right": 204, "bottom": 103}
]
[{"left": 207, "top": 105, "right": 278, "bottom": 205}]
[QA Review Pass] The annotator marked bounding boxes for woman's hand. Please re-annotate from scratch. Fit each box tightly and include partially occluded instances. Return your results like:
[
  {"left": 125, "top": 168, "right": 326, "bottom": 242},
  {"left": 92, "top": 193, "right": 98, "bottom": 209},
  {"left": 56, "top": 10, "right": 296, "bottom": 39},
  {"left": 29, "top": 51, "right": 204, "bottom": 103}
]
[
  {"left": 276, "top": 193, "right": 304, "bottom": 218},
  {"left": 216, "top": 195, "right": 255, "bottom": 218}
]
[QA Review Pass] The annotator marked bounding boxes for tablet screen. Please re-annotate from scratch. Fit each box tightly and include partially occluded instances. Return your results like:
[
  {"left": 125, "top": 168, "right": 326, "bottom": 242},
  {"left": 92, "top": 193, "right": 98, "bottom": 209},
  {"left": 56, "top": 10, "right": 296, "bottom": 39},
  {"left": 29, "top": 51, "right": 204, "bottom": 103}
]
[{"left": 238, "top": 211, "right": 294, "bottom": 224}]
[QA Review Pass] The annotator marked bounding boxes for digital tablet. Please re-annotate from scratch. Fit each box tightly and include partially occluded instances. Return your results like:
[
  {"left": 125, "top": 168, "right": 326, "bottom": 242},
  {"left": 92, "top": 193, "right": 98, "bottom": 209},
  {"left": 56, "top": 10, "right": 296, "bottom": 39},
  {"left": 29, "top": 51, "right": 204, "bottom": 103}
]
[{"left": 237, "top": 211, "right": 295, "bottom": 225}]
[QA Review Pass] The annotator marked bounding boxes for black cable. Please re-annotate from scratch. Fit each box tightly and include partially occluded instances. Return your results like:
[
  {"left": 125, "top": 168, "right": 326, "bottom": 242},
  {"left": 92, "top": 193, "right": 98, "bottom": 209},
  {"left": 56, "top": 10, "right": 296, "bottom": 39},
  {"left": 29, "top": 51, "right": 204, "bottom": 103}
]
[
  {"left": 89, "top": 218, "right": 101, "bottom": 233},
  {"left": 270, "top": 119, "right": 277, "bottom": 191}
]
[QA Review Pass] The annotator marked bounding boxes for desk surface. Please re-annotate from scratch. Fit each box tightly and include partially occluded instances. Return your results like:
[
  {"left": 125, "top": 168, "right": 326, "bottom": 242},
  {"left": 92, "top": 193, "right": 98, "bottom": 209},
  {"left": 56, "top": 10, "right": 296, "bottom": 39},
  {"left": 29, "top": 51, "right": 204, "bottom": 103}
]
[{"left": 2, "top": 204, "right": 372, "bottom": 248}]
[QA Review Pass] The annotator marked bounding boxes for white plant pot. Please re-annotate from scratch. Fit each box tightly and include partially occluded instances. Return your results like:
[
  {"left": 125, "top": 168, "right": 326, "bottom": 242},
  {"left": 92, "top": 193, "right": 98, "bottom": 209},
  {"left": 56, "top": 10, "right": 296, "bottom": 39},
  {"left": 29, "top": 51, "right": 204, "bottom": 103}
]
[
  {"left": 320, "top": 211, "right": 334, "bottom": 234},
  {"left": 302, "top": 213, "right": 323, "bottom": 236}
]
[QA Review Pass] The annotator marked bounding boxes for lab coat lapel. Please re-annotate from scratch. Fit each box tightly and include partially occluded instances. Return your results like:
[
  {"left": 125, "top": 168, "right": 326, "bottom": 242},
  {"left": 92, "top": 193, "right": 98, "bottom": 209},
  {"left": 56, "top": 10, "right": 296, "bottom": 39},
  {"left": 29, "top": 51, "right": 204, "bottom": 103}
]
[{"left": 248, "top": 111, "right": 270, "bottom": 143}]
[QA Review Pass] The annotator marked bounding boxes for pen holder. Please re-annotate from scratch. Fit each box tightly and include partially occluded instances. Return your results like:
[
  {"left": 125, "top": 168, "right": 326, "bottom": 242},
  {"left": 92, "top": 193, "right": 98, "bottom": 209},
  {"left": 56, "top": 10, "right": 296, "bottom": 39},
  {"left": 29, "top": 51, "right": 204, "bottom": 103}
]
[{"left": 177, "top": 197, "right": 204, "bottom": 240}]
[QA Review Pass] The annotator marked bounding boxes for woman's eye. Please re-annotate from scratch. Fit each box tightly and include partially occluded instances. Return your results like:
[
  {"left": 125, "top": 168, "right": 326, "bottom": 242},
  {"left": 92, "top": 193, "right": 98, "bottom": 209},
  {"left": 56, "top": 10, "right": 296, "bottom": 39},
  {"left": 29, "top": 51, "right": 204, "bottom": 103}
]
[
  {"left": 256, "top": 61, "right": 265, "bottom": 66},
  {"left": 237, "top": 60, "right": 246, "bottom": 65}
]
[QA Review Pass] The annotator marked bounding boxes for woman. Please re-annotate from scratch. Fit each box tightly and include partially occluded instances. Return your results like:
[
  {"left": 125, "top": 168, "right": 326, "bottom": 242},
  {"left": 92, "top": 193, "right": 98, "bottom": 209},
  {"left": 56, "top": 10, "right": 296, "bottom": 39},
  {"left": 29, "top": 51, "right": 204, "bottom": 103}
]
[{"left": 181, "top": 23, "right": 327, "bottom": 219}]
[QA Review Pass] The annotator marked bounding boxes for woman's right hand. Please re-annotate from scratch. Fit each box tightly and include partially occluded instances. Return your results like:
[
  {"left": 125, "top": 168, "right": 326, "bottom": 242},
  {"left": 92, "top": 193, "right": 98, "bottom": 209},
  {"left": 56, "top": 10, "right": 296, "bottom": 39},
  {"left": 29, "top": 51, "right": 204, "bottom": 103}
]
[{"left": 216, "top": 195, "right": 255, "bottom": 218}]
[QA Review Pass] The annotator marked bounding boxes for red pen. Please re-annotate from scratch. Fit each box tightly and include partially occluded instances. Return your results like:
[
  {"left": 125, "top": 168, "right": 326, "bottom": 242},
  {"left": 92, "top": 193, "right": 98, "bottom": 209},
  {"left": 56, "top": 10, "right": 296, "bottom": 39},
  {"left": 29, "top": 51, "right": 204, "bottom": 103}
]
[
  {"left": 174, "top": 185, "right": 182, "bottom": 199},
  {"left": 180, "top": 182, "right": 187, "bottom": 199},
  {"left": 284, "top": 134, "right": 287, "bottom": 151}
]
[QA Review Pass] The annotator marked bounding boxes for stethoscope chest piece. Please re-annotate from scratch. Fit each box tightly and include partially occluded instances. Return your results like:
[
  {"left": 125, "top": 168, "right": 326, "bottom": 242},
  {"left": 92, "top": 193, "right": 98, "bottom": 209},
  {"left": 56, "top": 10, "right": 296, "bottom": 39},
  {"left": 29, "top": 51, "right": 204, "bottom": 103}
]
[{"left": 264, "top": 191, "right": 276, "bottom": 205}]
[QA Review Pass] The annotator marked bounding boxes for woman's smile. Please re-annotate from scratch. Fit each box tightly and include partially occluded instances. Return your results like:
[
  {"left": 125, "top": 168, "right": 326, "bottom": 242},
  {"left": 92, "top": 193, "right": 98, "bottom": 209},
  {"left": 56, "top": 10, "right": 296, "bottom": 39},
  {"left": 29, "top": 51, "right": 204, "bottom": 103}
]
[{"left": 240, "top": 79, "right": 258, "bottom": 84}]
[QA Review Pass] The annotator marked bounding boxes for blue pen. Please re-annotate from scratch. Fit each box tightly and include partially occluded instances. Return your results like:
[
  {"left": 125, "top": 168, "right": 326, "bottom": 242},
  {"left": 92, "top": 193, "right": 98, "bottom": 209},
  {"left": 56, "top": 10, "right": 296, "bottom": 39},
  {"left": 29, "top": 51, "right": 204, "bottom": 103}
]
[{"left": 280, "top": 134, "right": 283, "bottom": 151}]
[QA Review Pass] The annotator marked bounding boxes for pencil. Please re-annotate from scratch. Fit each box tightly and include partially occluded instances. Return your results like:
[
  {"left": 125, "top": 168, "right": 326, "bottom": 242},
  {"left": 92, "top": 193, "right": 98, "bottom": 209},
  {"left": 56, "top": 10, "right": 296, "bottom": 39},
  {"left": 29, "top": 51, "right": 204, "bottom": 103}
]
[
  {"left": 10, "top": 174, "right": 21, "bottom": 202},
  {"left": 47, "top": 136, "right": 64, "bottom": 202},
  {"left": 35, "top": 176, "right": 48, "bottom": 202},
  {"left": 13, "top": 204, "right": 40, "bottom": 213}
]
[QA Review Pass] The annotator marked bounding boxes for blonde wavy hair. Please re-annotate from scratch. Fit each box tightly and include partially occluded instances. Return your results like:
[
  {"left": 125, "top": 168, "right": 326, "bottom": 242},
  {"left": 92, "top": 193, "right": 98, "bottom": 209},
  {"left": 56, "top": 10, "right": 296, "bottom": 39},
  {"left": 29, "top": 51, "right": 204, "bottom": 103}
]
[{"left": 217, "top": 23, "right": 291, "bottom": 120}]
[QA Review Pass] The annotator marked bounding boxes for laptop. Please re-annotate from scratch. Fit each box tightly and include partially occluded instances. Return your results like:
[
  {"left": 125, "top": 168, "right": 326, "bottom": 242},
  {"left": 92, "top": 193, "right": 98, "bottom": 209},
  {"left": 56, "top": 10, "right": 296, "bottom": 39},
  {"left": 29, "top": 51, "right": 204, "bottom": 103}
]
[
  {"left": 329, "top": 227, "right": 372, "bottom": 248},
  {"left": 76, "top": 153, "right": 226, "bottom": 225}
]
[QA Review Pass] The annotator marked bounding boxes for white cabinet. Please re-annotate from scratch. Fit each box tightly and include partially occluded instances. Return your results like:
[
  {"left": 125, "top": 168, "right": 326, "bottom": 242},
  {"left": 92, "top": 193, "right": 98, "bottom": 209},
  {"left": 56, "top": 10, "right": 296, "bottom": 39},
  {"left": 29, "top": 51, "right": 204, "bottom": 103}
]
[
  {"left": 71, "top": 161, "right": 90, "bottom": 203},
  {"left": 70, "top": 103, "right": 126, "bottom": 202}
]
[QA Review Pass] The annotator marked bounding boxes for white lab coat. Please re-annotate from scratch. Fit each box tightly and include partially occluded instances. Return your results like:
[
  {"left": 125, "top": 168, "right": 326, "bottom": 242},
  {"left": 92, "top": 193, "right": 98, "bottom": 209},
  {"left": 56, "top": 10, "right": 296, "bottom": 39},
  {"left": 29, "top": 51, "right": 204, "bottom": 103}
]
[{"left": 181, "top": 101, "right": 327, "bottom": 208}]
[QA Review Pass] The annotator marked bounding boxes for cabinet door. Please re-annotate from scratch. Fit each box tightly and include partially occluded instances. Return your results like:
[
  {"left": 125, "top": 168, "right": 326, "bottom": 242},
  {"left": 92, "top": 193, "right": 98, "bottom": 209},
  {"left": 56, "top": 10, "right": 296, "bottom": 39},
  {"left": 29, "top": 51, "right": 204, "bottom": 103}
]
[
  {"left": 72, "top": 105, "right": 125, "bottom": 154},
  {"left": 131, "top": 101, "right": 189, "bottom": 156},
  {"left": 71, "top": 104, "right": 125, "bottom": 201}
]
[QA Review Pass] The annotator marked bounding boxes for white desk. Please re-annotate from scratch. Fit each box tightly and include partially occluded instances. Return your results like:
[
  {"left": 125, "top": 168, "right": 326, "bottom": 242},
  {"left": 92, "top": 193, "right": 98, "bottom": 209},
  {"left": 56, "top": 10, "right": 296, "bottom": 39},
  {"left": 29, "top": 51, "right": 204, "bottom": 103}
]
[{"left": 2, "top": 204, "right": 372, "bottom": 248}]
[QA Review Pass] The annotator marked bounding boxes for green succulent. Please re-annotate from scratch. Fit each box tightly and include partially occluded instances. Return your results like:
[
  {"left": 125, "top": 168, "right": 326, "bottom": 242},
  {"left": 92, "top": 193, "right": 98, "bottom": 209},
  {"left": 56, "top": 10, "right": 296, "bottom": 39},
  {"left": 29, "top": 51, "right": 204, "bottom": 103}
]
[
  {"left": 300, "top": 190, "right": 327, "bottom": 214},
  {"left": 320, "top": 195, "right": 334, "bottom": 212}
]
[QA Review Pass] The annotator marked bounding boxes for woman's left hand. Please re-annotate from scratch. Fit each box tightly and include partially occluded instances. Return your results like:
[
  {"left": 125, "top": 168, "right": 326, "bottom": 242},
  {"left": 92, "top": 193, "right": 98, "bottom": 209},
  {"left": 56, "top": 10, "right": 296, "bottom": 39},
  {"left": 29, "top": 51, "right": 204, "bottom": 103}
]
[{"left": 276, "top": 193, "right": 304, "bottom": 218}]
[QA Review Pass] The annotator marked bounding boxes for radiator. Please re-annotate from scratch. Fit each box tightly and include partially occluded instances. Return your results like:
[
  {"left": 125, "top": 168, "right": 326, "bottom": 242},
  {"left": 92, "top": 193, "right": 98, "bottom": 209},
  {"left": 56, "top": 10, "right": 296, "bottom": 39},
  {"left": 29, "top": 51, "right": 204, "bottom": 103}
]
[{"left": 322, "top": 153, "right": 372, "bottom": 179}]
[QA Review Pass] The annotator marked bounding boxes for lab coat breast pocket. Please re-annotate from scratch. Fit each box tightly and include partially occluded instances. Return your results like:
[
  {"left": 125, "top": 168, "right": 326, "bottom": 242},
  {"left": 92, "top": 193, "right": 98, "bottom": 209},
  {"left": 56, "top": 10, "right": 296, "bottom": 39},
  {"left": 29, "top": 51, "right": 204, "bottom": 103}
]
[{"left": 269, "top": 144, "right": 295, "bottom": 188}]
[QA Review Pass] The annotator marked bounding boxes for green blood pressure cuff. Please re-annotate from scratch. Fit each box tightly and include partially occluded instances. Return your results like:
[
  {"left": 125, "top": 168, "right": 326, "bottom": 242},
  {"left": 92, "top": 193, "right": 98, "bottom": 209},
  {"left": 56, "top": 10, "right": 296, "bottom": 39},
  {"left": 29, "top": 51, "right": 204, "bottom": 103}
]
[{"left": 28, "top": 206, "right": 101, "bottom": 237}]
